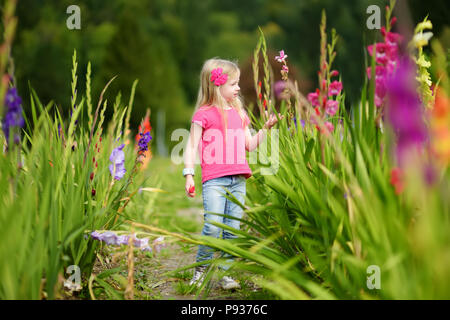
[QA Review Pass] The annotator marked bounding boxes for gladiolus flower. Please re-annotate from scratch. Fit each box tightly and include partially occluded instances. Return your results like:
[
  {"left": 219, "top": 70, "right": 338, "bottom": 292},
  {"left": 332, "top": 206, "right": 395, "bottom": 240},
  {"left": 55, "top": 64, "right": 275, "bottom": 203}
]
[
  {"left": 328, "top": 81, "right": 343, "bottom": 96},
  {"left": 413, "top": 32, "right": 433, "bottom": 49},
  {"left": 2, "top": 87, "right": 24, "bottom": 144},
  {"left": 390, "top": 167, "right": 404, "bottom": 195},
  {"left": 368, "top": 42, "right": 389, "bottom": 65},
  {"left": 307, "top": 91, "right": 320, "bottom": 107},
  {"left": 386, "top": 57, "right": 428, "bottom": 165},
  {"left": 274, "top": 81, "right": 285, "bottom": 99},
  {"left": 90, "top": 231, "right": 162, "bottom": 252},
  {"left": 330, "top": 70, "right": 339, "bottom": 77},
  {"left": 367, "top": 65, "right": 387, "bottom": 80},
  {"left": 138, "top": 131, "right": 152, "bottom": 154},
  {"left": 109, "top": 144, "right": 126, "bottom": 180},
  {"left": 325, "top": 100, "right": 339, "bottom": 116},
  {"left": 324, "top": 121, "right": 334, "bottom": 133},
  {"left": 390, "top": 17, "right": 397, "bottom": 27},
  {"left": 275, "top": 50, "right": 288, "bottom": 63}
]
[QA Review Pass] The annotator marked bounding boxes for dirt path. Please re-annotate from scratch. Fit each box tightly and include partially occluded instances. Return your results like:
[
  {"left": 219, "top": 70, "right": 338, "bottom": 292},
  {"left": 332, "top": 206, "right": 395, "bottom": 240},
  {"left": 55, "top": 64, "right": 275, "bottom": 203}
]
[{"left": 134, "top": 206, "right": 261, "bottom": 300}]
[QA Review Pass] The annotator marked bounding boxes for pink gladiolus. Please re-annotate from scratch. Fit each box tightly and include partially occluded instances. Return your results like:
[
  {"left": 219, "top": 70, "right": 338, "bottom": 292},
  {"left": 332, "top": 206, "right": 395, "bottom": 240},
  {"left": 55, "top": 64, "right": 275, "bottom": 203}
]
[
  {"left": 367, "top": 43, "right": 389, "bottom": 65},
  {"left": 325, "top": 100, "right": 339, "bottom": 116},
  {"left": 375, "top": 77, "right": 387, "bottom": 99},
  {"left": 330, "top": 70, "right": 339, "bottom": 77},
  {"left": 375, "top": 95, "right": 384, "bottom": 107},
  {"left": 367, "top": 65, "right": 386, "bottom": 80},
  {"left": 275, "top": 50, "right": 288, "bottom": 63},
  {"left": 328, "top": 81, "right": 343, "bottom": 96},
  {"left": 381, "top": 27, "right": 402, "bottom": 46},
  {"left": 325, "top": 121, "right": 334, "bottom": 133},
  {"left": 282, "top": 65, "right": 289, "bottom": 72},
  {"left": 307, "top": 91, "right": 320, "bottom": 107},
  {"left": 390, "top": 17, "right": 397, "bottom": 27}
]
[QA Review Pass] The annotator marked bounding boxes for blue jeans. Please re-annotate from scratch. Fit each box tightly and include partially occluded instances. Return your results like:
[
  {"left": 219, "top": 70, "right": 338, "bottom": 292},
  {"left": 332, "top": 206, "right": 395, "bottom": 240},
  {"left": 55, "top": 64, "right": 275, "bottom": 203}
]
[{"left": 195, "top": 174, "right": 246, "bottom": 270}]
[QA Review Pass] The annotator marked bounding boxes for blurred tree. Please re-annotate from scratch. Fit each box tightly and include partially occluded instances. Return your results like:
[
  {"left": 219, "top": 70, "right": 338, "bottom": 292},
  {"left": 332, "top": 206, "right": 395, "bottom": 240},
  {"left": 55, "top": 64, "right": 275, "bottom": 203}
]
[
  {"left": 5, "top": 0, "right": 448, "bottom": 156},
  {"left": 95, "top": 0, "right": 190, "bottom": 153}
]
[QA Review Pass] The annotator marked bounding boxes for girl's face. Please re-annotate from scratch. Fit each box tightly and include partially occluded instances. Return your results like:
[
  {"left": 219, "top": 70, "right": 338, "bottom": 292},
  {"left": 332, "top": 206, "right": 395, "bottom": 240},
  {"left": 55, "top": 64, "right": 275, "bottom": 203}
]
[{"left": 219, "top": 73, "right": 240, "bottom": 102}]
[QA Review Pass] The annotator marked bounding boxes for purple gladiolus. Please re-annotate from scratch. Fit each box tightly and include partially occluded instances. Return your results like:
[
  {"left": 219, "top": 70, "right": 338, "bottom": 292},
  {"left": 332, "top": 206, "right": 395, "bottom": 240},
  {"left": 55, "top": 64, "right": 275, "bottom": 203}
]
[
  {"left": 90, "top": 231, "right": 161, "bottom": 252},
  {"left": 138, "top": 132, "right": 152, "bottom": 153},
  {"left": 2, "top": 87, "right": 24, "bottom": 144},
  {"left": 109, "top": 144, "right": 126, "bottom": 180},
  {"left": 152, "top": 236, "right": 166, "bottom": 253},
  {"left": 386, "top": 57, "right": 427, "bottom": 165},
  {"left": 274, "top": 81, "right": 285, "bottom": 99}
]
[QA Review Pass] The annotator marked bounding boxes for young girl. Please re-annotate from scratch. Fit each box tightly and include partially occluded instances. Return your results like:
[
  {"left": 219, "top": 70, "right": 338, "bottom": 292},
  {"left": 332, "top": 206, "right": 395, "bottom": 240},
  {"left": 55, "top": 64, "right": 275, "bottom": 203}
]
[{"left": 183, "top": 58, "right": 282, "bottom": 290}]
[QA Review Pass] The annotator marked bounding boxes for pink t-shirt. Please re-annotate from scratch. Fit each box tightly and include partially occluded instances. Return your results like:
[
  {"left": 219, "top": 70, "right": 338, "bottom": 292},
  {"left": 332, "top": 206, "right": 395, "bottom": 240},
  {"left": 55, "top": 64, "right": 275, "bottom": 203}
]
[{"left": 192, "top": 105, "right": 252, "bottom": 183}]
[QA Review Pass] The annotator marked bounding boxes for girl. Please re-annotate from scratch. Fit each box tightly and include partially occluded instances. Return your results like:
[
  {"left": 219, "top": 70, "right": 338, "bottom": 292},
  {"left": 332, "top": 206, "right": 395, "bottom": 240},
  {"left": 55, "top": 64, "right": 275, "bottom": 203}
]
[{"left": 183, "top": 58, "right": 283, "bottom": 290}]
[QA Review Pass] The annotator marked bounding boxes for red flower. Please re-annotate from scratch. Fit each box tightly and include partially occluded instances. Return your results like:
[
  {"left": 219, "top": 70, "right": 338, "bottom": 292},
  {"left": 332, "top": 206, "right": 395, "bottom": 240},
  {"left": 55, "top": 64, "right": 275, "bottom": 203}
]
[
  {"left": 330, "top": 70, "right": 339, "bottom": 77},
  {"left": 390, "top": 167, "right": 404, "bottom": 195},
  {"left": 135, "top": 113, "right": 152, "bottom": 143},
  {"left": 189, "top": 186, "right": 195, "bottom": 193},
  {"left": 307, "top": 91, "right": 320, "bottom": 107},
  {"left": 390, "top": 17, "right": 397, "bottom": 27}
]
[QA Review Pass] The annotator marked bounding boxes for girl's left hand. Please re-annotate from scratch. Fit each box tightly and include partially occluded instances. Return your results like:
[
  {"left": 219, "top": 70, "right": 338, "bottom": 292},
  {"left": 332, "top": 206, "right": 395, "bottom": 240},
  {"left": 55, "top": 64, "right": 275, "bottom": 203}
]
[{"left": 264, "top": 110, "right": 285, "bottom": 130}]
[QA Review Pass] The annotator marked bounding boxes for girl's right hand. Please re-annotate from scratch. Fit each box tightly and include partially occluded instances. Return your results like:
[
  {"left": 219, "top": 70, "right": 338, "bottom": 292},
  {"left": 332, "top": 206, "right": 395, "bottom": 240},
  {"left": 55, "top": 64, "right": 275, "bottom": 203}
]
[{"left": 185, "top": 176, "right": 196, "bottom": 197}]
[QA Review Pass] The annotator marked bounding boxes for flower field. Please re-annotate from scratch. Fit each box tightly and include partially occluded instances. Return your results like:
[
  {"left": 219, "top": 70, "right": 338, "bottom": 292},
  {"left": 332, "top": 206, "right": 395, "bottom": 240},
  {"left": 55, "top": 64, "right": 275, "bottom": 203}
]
[{"left": 1, "top": 0, "right": 449, "bottom": 300}]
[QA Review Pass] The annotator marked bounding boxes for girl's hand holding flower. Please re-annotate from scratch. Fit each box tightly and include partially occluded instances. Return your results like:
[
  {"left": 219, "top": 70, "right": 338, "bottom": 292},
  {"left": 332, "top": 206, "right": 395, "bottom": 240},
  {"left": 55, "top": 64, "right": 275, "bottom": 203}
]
[
  {"left": 264, "top": 110, "right": 285, "bottom": 130},
  {"left": 185, "top": 175, "right": 196, "bottom": 197}
]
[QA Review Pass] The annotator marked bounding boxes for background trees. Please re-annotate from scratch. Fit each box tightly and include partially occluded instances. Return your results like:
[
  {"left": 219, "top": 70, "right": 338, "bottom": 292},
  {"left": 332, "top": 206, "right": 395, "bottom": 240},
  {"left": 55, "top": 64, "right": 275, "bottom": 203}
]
[{"left": 10, "top": 0, "right": 449, "bottom": 154}]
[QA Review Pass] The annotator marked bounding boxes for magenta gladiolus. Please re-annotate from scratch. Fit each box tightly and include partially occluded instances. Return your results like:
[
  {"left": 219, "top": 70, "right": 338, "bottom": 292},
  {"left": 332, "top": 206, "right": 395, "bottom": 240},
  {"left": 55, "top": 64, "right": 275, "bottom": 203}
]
[
  {"left": 324, "top": 121, "right": 334, "bottom": 133},
  {"left": 366, "top": 19, "right": 402, "bottom": 108},
  {"left": 386, "top": 57, "right": 428, "bottom": 165},
  {"left": 328, "top": 81, "right": 343, "bottom": 96},
  {"left": 307, "top": 91, "right": 320, "bottom": 107},
  {"left": 325, "top": 100, "right": 339, "bottom": 116},
  {"left": 330, "top": 70, "right": 339, "bottom": 77}
]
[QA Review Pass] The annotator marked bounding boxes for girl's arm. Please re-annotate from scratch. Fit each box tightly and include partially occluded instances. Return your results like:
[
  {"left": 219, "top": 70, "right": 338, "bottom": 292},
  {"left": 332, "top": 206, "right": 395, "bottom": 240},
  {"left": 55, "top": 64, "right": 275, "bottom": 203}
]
[
  {"left": 184, "top": 122, "right": 203, "bottom": 197},
  {"left": 245, "top": 111, "right": 284, "bottom": 152},
  {"left": 184, "top": 122, "right": 203, "bottom": 169},
  {"left": 245, "top": 126, "right": 267, "bottom": 152}
]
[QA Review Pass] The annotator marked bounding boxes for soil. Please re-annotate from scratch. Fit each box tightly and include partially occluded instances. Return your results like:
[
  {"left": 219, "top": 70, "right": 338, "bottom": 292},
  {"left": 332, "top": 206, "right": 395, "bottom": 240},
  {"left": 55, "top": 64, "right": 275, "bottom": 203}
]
[{"left": 63, "top": 204, "right": 265, "bottom": 300}]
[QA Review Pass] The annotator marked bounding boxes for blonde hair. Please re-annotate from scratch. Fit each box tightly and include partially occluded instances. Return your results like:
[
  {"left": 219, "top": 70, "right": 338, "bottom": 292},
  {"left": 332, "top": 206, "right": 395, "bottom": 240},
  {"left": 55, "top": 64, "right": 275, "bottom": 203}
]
[{"left": 192, "top": 58, "right": 249, "bottom": 136}]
